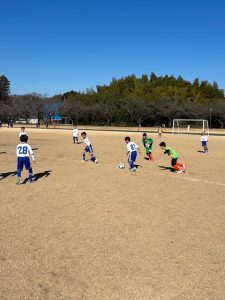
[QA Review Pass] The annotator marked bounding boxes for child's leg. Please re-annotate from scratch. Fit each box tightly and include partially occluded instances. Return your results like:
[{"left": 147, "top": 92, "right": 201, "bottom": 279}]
[
  {"left": 89, "top": 145, "right": 97, "bottom": 162},
  {"left": 129, "top": 151, "right": 137, "bottom": 169},
  {"left": 28, "top": 167, "right": 33, "bottom": 182},
  {"left": 25, "top": 158, "right": 33, "bottom": 182},
  {"left": 75, "top": 137, "right": 78, "bottom": 144},
  {"left": 82, "top": 151, "right": 86, "bottom": 161},
  {"left": 171, "top": 158, "right": 181, "bottom": 172},
  {"left": 148, "top": 150, "right": 154, "bottom": 161},
  {"left": 17, "top": 158, "right": 23, "bottom": 178}
]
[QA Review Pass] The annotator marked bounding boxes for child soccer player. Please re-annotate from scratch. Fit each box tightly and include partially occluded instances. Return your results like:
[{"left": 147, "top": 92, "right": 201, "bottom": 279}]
[
  {"left": 200, "top": 132, "right": 209, "bottom": 154},
  {"left": 142, "top": 133, "right": 154, "bottom": 161},
  {"left": 159, "top": 141, "right": 186, "bottom": 174},
  {"left": 81, "top": 132, "right": 98, "bottom": 163},
  {"left": 16, "top": 134, "right": 35, "bottom": 184},
  {"left": 72, "top": 126, "right": 79, "bottom": 144},
  {"left": 125, "top": 136, "right": 141, "bottom": 172},
  {"left": 19, "top": 127, "right": 28, "bottom": 137}
]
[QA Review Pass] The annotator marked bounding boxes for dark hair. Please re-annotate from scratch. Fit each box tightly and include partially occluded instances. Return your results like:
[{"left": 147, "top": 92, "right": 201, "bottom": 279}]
[
  {"left": 20, "top": 134, "right": 28, "bottom": 143},
  {"left": 142, "top": 133, "right": 147, "bottom": 137},
  {"left": 81, "top": 131, "right": 86, "bottom": 136},
  {"left": 159, "top": 141, "right": 166, "bottom": 147},
  {"left": 21, "top": 127, "right": 25, "bottom": 130},
  {"left": 125, "top": 136, "right": 130, "bottom": 141}
]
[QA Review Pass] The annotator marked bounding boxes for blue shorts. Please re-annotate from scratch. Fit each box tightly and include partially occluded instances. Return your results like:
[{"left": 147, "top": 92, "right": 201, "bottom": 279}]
[
  {"left": 129, "top": 151, "right": 137, "bottom": 163},
  {"left": 202, "top": 141, "right": 207, "bottom": 147},
  {"left": 84, "top": 145, "right": 93, "bottom": 153},
  {"left": 17, "top": 157, "right": 31, "bottom": 171}
]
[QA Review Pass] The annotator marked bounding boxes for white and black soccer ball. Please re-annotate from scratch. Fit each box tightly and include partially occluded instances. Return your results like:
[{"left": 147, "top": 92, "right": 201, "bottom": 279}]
[{"left": 118, "top": 163, "right": 125, "bottom": 169}]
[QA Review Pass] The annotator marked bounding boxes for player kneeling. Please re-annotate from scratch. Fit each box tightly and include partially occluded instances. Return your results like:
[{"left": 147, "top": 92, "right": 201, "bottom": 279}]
[
  {"left": 159, "top": 142, "right": 186, "bottom": 174},
  {"left": 16, "top": 135, "right": 35, "bottom": 184}
]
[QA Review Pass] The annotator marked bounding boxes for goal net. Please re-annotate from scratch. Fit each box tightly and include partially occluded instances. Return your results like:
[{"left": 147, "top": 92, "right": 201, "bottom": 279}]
[{"left": 172, "top": 119, "right": 209, "bottom": 135}]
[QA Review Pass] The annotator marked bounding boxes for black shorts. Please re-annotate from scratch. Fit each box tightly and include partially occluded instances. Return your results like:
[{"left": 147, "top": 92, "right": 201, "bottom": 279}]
[{"left": 171, "top": 158, "right": 178, "bottom": 166}]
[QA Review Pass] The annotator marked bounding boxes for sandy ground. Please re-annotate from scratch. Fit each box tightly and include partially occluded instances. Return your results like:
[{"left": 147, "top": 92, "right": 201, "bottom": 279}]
[{"left": 1, "top": 127, "right": 225, "bottom": 300}]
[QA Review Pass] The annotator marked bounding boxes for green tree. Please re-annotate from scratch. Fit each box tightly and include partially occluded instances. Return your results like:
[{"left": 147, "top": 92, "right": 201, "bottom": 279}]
[{"left": 0, "top": 75, "right": 10, "bottom": 102}]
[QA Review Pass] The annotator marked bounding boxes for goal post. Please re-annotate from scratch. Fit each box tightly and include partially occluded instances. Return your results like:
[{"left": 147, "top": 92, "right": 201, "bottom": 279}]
[{"left": 172, "top": 119, "right": 209, "bottom": 135}]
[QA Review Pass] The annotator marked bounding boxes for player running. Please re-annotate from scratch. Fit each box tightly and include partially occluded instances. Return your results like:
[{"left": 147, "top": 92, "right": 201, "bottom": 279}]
[
  {"left": 142, "top": 133, "right": 154, "bottom": 161},
  {"left": 159, "top": 141, "right": 186, "bottom": 174},
  {"left": 125, "top": 136, "right": 141, "bottom": 172}
]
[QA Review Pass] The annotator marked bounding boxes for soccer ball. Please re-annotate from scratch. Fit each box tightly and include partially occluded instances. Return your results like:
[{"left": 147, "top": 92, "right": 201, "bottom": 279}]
[{"left": 118, "top": 163, "right": 125, "bottom": 169}]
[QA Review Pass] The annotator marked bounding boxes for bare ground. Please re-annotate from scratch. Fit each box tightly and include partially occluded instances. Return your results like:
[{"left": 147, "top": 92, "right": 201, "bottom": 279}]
[{"left": 1, "top": 128, "right": 225, "bottom": 300}]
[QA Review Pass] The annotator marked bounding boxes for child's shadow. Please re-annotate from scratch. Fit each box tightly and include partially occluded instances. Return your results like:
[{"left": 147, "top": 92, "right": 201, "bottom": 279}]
[
  {"left": 23, "top": 170, "right": 52, "bottom": 183},
  {"left": 0, "top": 171, "right": 17, "bottom": 180},
  {"left": 134, "top": 164, "right": 142, "bottom": 169},
  {"left": 0, "top": 151, "right": 6, "bottom": 154},
  {"left": 33, "top": 170, "right": 52, "bottom": 181},
  {"left": 32, "top": 148, "right": 39, "bottom": 151},
  {"left": 159, "top": 165, "right": 174, "bottom": 172},
  {"left": 197, "top": 150, "right": 205, "bottom": 153}
]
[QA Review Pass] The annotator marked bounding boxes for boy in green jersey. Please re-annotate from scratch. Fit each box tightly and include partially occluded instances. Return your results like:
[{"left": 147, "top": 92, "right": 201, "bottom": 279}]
[
  {"left": 159, "top": 142, "right": 186, "bottom": 174},
  {"left": 142, "top": 133, "right": 154, "bottom": 161}
]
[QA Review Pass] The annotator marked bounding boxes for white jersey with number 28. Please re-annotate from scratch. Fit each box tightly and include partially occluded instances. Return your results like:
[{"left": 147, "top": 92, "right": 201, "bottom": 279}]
[
  {"left": 17, "top": 143, "right": 33, "bottom": 157},
  {"left": 127, "top": 142, "right": 138, "bottom": 152}
]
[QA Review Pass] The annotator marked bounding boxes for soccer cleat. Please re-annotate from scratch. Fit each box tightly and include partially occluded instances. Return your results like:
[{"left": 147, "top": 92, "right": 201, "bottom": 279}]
[
  {"left": 95, "top": 158, "right": 98, "bottom": 164},
  {"left": 130, "top": 167, "right": 137, "bottom": 172},
  {"left": 16, "top": 177, "right": 23, "bottom": 185},
  {"left": 176, "top": 170, "right": 182, "bottom": 174}
]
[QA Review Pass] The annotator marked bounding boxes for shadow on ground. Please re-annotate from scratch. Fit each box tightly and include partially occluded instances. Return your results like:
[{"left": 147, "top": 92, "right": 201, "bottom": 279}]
[
  {"left": 0, "top": 171, "right": 17, "bottom": 180},
  {"left": 158, "top": 165, "right": 174, "bottom": 172},
  {"left": 23, "top": 170, "right": 52, "bottom": 184}
]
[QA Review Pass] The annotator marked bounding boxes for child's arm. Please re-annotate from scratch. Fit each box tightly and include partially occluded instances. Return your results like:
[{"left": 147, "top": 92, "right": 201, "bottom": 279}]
[
  {"left": 136, "top": 144, "right": 141, "bottom": 154},
  {"left": 28, "top": 146, "right": 35, "bottom": 162}
]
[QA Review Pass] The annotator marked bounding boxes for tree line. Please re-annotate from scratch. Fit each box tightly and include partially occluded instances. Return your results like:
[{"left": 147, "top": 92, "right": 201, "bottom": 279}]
[{"left": 1, "top": 73, "right": 225, "bottom": 127}]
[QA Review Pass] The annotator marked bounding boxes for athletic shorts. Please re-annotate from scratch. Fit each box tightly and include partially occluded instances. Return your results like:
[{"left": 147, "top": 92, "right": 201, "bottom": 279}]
[
  {"left": 146, "top": 147, "right": 152, "bottom": 154},
  {"left": 17, "top": 157, "right": 31, "bottom": 171},
  {"left": 202, "top": 141, "right": 207, "bottom": 147},
  {"left": 129, "top": 151, "right": 137, "bottom": 163},
  {"left": 171, "top": 158, "right": 178, "bottom": 166},
  {"left": 84, "top": 145, "right": 93, "bottom": 153}
]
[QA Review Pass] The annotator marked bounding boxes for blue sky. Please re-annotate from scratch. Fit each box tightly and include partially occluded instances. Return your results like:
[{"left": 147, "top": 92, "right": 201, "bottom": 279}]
[{"left": 1, "top": 0, "right": 225, "bottom": 95}]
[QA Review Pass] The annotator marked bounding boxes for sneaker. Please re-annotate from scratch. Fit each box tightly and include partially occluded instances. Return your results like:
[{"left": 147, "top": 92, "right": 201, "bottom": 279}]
[
  {"left": 130, "top": 167, "right": 137, "bottom": 172},
  {"left": 16, "top": 177, "right": 23, "bottom": 185},
  {"left": 176, "top": 170, "right": 182, "bottom": 174},
  {"left": 95, "top": 158, "right": 98, "bottom": 164}
]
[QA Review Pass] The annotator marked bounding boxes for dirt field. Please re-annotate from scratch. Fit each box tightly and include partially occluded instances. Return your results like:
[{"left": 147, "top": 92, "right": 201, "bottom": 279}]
[{"left": 1, "top": 128, "right": 225, "bottom": 300}]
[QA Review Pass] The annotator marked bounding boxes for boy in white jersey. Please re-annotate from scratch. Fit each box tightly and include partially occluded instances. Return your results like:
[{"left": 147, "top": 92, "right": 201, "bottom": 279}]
[
  {"left": 16, "top": 134, "right": 35, "bottom": 184},
  {"left": 81, "top": 132, "right": 98, "bottom": 163},
  {"left": 200, "top": 132, "right": 209, "bottom": 153},
  {"left": 72, "top": 126, "right": 79, "bottom": 144},
  {"left": 125, "top": 136, "right": 141, "bottom": 171},
  {"left": 19, "top": 127, "right": 28, "bottom": 137}
]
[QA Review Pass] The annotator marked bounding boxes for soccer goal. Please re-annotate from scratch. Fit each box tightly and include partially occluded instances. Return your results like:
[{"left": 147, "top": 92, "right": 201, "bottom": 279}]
[{"left": 172, "top": 119, "right": 209, "bottom": 135}]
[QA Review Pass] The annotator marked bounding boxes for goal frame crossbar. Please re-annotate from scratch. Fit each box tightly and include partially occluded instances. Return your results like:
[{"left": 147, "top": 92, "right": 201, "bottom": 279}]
[{"left": 172, "top": 119, "right": 209, "bottom": 135}]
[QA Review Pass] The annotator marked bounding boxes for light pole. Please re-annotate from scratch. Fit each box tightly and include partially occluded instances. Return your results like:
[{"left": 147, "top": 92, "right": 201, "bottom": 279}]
[{"left": 209, "top": 108, "right": 213, "bottom": 128}]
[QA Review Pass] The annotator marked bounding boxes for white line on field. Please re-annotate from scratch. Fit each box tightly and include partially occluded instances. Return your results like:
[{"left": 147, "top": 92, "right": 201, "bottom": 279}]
[{"left": 155, "top": 172, "right": 225, "bottom": 187}]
